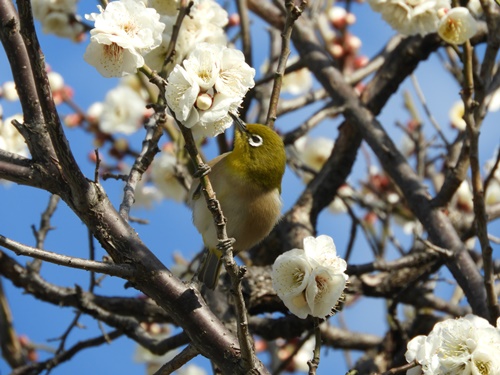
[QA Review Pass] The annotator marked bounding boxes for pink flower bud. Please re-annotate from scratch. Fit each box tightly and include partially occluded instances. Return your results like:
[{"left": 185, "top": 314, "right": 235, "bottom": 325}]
[{"left": 228, "top": 13, "right": 240, "bottom": 27}]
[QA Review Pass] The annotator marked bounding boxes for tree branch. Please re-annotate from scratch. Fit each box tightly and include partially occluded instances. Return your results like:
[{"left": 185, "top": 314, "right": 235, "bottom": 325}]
[{"left": 0, "top": 235, "right": 135, "bottom": 278}]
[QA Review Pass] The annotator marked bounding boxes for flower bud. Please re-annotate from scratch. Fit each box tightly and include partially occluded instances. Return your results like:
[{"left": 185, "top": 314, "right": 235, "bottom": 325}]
[{"left": 196, "top": 93, "right": 213, "bottom": 111}]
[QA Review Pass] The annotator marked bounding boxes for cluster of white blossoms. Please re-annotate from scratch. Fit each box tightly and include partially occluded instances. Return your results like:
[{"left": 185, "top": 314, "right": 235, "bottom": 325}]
[
  {"left": 84, "top": 0, "right": 252, "bottom": 138},
  {"left": 145, "top": 0, "right": 228, "bottom": 73},
  {"left": 368, "top": 0, "right": 478, "bottom": 44},
  {"left": 32, "top": 0, "right": 84, "bottom": 40},
  {"left": 165, "top": 42, "right": 255, "bottom": 138},
  {"left": 272, "top": 235, "right": 348, "bottom": 319},
  {"left": 84, "top": 0, "right": 165, "bottom": 77},
  {"left": 405, "top": 314, "right": 500, "bottom": 375}
]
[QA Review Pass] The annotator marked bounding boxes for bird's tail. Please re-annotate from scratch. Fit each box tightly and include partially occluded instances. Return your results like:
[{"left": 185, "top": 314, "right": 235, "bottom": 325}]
[{"left": 197, "top": 249, "right": 222, "bottom": 290}]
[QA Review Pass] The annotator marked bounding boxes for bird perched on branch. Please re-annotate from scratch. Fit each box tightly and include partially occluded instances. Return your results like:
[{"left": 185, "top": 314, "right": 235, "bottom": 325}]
[{"left": 189, "top": 115, "right": 286, "bottom": 289}]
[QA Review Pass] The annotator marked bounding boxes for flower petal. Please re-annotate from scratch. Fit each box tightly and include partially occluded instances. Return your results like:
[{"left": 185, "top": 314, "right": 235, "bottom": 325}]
[{"left": 305, "top": 266, "right": 346, "bottom": 318}]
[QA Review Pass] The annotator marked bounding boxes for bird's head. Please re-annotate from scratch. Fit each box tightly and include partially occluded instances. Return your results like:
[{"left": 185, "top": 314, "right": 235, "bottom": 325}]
[{"left": 227, "top": 115, "right": 286, "bottom": 192}]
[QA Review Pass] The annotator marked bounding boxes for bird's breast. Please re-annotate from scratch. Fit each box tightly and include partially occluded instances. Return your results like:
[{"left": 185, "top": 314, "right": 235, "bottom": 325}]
[
  {"left": 192, "top": 168, "right": 282, "bottom": 253},
  {"left": 223, "top": 187, "right": 282, "bottom": 252}
]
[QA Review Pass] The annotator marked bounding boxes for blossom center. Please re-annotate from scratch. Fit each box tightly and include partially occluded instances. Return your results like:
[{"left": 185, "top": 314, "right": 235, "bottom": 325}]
[
  {"left": 293, "top": 267, "right": 305, "bottom": 285},
  {"left": 314, "top": 275, "right": 328, "bottom": 302},
  {"left": 442, "top": 18, "right": 463, "bottom": 40},
  {"left": 475, "top": 360, "right": 490, "bottom": 375},
  {"left": 103, "top": 43, "right": 124, "bottom": 62},
  {"left": 121, "top": 20, "right": 138, "bottom": 36}
]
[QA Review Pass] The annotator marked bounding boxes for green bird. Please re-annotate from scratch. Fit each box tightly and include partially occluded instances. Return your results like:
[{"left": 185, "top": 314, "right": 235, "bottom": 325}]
[{"left": 189, "top": 117, "right": 286, "bottom": 289}]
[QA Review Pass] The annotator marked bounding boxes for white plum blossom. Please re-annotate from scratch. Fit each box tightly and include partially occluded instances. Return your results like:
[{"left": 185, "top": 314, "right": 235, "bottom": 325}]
[
  {"left": 176, "top": 364, "right": 207, "bottom": 375},
  {"left": 86, "top": 101, "right": 104, "bottom": 122},
  {"left": 449, "top": 100, "right": 466, "bottom": 130},
  {"left": 165, "top": 43, "right": 255, "bottom": 138},
  {"left": 328, "top": 184, "right": 354, "bottom": 214},
  {"left": 405, "top": 314, "right": 500, "bottom": 375},
  {"left": 467, "top": 0, "right": 484, "bottom": 17},
  {"left": 368, "top": 0, "right": 451, "bottom": 36},
  {"left": 0, "top": 115, "right": 29, "bottom": 157},
  {"left": 84, "top": 0, "right": 165, "bottom": 77},
  {"left": 454, "top": 180, "right": 474, "bottom": 212},
  {"left": 295, "top": 136, "right": 334, "bottom": 172},
  {"left": 437, "top": 7, "right": 478, "bottom": 45},
  {"left": 487, "top": 87, "right": 500, "bottom": 112},
  {"left": 151, "top": 148, "right": 187, "bottom": 202},
  {"left": 97, "top": 85, "right": 146, "bottom": 135},
  {"left": 290, "top": 337, "right": 316, "bottom": 372},
  {"left": 144, "top": 0, "right": 228, "bottom": 72},
  {"left": 272, "top": 249, "right": 313, "bottom": 319},
  {"left": 47, "top": 71, "right": 65, "bottom": 92},
  {"left": 1, "top": 81, "right": 18, "bottom": 101},
  {"left": 32, "top": 0, "right": 84, "bottom": 40},
  {"left": 282, "top": 65, "right": 313, "bottom": 96},
  {"left": 120, "top": 75, "right": 160, "bottom": 102},
  {"left": 292, "top": 135, "right": 335, "bottom": 183},
  {"left": 41, "top": 12, "right": 85, "bottom": 40},
  {"left": 32, "top": 0, "right": 76, "bottom": 19},
  {"left": 217, "top": 47, "right": 256, "bottom": 98},
  {"left": 272, "top": 235, "right": 347, "bottom": 319},
  {"left": 290, "top": 135, "right": 353, "bottom": 214},
  {"left": 484, "top": 151, "right": 500, "bottom": 181},
  {"left": 133, "top": 182, "right": 163, "bottom": 208},
  {"left": 484, "top": 152, "right": 500, "bottom": 206},
  {"left": 306, "top": 265, "right": 347, "bottom": 318},
  {"left": 485, "top": 179, "right": 500, "bottom": 206}
]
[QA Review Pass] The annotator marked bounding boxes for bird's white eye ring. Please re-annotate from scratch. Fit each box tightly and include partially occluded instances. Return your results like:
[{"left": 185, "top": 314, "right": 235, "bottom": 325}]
[{"left": 249, "top": 134, "right": 264, "bottom": 147}]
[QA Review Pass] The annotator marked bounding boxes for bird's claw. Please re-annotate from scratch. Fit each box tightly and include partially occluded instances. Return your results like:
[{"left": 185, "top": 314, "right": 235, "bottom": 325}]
[
  {"left": 217, "top": 238, "right": 236, "bottom": 253},
  {"left": 193, "top": 163, "right": 211, "bottom": 178}
]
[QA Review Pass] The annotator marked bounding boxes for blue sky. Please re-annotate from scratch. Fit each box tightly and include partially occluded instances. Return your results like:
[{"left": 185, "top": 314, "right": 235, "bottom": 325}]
[{"left": 1, "top": 1, "right": 499, "bottom": 374}]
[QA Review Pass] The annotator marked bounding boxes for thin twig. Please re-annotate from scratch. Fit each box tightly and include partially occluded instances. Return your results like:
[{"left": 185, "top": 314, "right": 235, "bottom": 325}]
[
  {"left": 118, "top": 114, "right": 164, "bottom": 221},
  {"left": 483, "top": 147, "right": 500, "bottom": 195},
  {"left": 153, "top": 344, "right": 199, "bottom": 375},
  {"left": 282, "top": 103, "right": 345, "bottom": 145},
  {"left": 11, "top": 330, "right": 123, "bottom": 375},
  {"left": 410, "top": 74, "right": 449, "bottom": 147},
  {"left": 160, "top": 0, "right": 194, "bottom": 77},
  {"left": 88, "top": 228, "right": 97, "bottom": 291},
  {"left": 307, "top": 318, "right": 322, "bottom": 375},
  {"left": 266, "top": 0, "right": 307, "bottom": 128},
  {"left": 272, "top": 330, "right": 314, "bottom": 375},
  {"left": 462, "top": 40, "right": 500, "bottom": 323},
  {"left": 29, "top": 194, "right": 60, "bottom": 272},
  {"left": 379, "top": 360, "right": 419, "bottom": 375},
  {"left": 52, "top": 312, "right": 83, "bottom": 355},
  {"left": 0, "top": 235, "right": 135, "bottom": 278},
  {"left": 236, "top": 0, "right": 252, "bottom": 67}
]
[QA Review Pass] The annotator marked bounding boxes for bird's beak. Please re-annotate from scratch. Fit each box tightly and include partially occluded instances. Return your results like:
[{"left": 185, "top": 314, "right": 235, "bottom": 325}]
[{"left": 229, "top": 112, "right": 247, "bottom": 133}]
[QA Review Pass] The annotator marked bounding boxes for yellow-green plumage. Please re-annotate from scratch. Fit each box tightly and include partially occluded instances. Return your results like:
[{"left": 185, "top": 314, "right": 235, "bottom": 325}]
[{"left": 189, "top": 122, "right": 286, "bottom": 289}]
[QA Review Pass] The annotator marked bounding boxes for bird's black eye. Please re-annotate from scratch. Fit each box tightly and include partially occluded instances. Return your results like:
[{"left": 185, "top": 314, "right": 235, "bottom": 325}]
[{"left": 248, "top": 134, "right": 264, "bottom": 147}]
